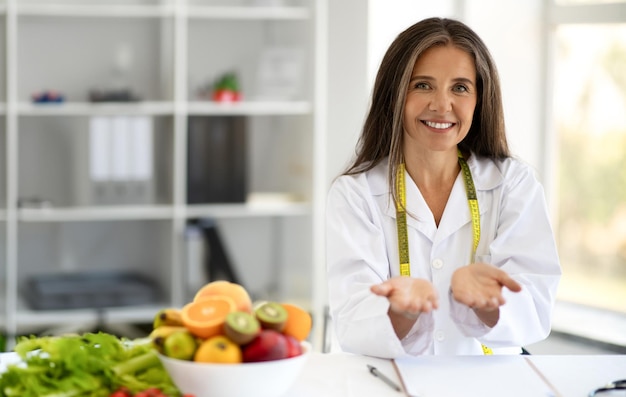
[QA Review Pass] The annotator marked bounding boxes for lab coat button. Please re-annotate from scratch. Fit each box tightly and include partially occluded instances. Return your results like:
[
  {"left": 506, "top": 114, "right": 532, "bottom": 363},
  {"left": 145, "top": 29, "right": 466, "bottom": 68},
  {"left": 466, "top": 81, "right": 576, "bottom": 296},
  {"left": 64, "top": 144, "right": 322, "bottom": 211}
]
[
  {"left": 435, "top": 330, "right": 445, "bottom": 341},
  {"left": 432, "top": 259, "right": 443, "bottom": 269}
]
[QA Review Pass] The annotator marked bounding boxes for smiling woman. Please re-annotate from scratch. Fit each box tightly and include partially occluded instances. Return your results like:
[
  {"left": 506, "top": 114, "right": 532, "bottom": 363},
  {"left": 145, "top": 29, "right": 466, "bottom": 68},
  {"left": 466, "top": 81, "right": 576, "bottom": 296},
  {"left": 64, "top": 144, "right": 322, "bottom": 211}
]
[{"left": 325, "top": 17, "right": 561, "bottom": 358}]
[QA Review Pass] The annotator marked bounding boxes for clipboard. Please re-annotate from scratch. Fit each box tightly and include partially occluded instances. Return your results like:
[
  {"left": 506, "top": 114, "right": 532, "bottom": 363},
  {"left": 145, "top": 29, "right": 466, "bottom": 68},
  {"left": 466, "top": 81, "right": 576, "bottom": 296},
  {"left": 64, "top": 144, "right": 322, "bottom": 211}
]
[{"left": 392, "top": 355, "right": 558, "bottom": 397}]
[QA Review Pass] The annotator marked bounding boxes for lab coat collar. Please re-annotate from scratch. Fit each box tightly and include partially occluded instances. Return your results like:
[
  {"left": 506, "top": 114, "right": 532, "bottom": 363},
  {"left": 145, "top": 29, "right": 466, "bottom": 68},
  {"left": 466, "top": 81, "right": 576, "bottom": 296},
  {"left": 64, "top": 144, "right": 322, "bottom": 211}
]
[{"left": 369, "top": 154, "right": 504, "bottom": 241}]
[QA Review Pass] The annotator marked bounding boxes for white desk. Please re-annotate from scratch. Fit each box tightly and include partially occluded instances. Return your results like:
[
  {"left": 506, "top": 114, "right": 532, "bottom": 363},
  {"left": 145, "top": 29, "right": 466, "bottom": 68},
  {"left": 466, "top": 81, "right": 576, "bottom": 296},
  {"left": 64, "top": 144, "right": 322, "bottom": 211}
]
[
  {"left": 287, "top": 352, "right": 626, "bottom": 397},
  {"left": 2, "top": 350, "right": 625, "bottom": 396}
]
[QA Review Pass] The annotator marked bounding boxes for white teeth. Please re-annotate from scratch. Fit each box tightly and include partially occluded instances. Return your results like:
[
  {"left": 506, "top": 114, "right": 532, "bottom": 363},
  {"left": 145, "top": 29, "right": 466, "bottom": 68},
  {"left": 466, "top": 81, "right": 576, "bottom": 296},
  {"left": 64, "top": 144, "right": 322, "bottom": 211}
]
[{"left": 424, "top": 121, "right": 453, "bottom": 129}]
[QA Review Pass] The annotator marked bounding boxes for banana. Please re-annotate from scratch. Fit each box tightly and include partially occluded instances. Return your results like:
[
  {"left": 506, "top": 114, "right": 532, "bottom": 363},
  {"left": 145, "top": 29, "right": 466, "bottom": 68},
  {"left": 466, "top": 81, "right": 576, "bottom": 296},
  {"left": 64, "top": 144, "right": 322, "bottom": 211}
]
[{"left": 153, "top": 308, "right": 184, "bottom": 329}]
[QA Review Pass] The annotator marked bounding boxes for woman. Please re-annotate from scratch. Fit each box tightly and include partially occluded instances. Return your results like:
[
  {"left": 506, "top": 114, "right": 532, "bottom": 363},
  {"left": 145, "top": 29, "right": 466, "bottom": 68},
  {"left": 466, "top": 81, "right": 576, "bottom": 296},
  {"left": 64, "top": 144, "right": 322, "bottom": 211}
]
[{"left": 326, "top": 17, "right": 561, "bottom": 357}]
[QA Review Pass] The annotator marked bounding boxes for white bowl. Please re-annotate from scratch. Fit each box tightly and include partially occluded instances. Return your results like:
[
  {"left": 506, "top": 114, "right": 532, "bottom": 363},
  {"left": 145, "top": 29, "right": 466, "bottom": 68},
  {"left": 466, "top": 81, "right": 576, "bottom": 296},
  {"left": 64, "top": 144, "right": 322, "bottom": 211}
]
[{"left": 158, "top": 342, "right": 311, "bottom": 397}]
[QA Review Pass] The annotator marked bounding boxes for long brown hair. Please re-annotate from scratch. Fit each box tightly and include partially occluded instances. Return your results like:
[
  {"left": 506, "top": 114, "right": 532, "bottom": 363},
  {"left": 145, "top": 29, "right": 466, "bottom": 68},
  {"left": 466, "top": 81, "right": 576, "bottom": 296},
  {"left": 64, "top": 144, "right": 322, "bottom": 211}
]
[{"left": 343, "top": 17, "right": 509, "bottom": 201}]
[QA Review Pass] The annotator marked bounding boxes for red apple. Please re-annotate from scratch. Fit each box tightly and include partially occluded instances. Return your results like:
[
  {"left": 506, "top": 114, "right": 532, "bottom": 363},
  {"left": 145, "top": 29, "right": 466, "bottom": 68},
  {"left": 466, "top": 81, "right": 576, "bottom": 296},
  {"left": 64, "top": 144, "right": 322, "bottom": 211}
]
[
  {"left": 284, "top": 334, "right": 303, "bottom": 358},
  {"left": 242, "top": 330, "right": 288, "bottom": 362}
]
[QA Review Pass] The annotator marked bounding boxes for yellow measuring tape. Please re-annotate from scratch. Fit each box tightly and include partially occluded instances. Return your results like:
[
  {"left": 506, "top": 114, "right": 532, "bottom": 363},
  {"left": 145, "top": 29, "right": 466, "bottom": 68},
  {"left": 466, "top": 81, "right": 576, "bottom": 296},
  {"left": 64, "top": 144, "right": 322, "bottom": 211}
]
[
  {"left": 396, "top": 163, "right": 411, "bottom": 277},
  {"left": 395, "top": 150, "right": 492, "bottom": 355},
  {"left": 458, "top": 152, "right": 481, "bottom": 258}
]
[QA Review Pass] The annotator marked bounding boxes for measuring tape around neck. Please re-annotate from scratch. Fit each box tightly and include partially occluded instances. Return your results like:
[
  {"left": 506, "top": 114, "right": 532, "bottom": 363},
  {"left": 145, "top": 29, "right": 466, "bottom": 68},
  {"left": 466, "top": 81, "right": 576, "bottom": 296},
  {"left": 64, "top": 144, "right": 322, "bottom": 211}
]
[{"left": 395, "top": 150, "right": 492, "bottom": 355}]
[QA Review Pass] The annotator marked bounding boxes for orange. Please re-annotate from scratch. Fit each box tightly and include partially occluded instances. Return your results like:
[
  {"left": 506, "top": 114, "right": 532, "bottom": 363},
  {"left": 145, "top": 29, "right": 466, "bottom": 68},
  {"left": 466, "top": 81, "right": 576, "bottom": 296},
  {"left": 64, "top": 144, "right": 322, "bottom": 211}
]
[
  {"left": 181, "top": 295, "right": 236, "bottom": 339},
  {"left": 194, "top": 335, "right": 242, "bottom": 364},
  {"left": 281, "top": 303, "right": 313, "bottom": 342},
  {"left": 194, "top": 280, "right": 252, "bottom": 313}
]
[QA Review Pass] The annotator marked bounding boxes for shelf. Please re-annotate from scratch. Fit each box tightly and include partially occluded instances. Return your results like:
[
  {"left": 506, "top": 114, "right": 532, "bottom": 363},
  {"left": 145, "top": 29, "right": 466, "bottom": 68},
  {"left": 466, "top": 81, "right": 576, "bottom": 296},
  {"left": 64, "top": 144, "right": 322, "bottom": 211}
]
[
  {"left": 16, "top": 4, "right": 175, "bottom": 18},
  {"left": 15, "top": 4, "right": 310, "bottom": 20},
  {"left": 186, "top": 100, "right": 312, "bottom": 116},
  {"left": 186, "top": 5, "right": 310, "bottom": 20},
  {"left": 186, "top": 201, "right": 311, "bottom": 219},
  {"left": 16, "top": 202, "right": 310, "bottom": 222},
  {"left": 18, "top": 205, "right": 175, "bottom": 222},
  {"left": 1, "top": 0, "right": 324, "bottom": 351},
  {"left": 17, "top": 101, "right": 176, "bottom": 116},
  {"left": 16, "top": 101, "right": 312, "bottom": 116},
  {"left": 14, "top": 303, "right": 162, "bottom": 331}
]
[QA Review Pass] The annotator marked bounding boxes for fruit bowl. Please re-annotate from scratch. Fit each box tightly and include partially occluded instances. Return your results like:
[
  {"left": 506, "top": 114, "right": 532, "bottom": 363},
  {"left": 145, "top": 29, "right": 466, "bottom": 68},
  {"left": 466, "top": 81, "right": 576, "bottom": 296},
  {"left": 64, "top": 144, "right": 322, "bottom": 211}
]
[{"left": 157, "top": 341, "right": 311, "bottom": 397}]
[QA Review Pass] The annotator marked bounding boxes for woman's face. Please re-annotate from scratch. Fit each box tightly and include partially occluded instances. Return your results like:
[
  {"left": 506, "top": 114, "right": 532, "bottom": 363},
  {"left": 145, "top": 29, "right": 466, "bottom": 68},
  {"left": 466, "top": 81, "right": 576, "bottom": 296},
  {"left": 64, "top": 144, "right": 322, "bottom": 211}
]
[{"left": 403, "top": 44, "right": 477, "bottom": 155}]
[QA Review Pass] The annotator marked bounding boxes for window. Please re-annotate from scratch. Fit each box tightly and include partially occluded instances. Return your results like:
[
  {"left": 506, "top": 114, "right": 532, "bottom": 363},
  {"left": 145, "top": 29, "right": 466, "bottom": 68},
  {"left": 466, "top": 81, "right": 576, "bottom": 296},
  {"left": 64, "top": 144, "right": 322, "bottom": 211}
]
[
  {"left": 551, "top": 16, "right": 626, "bottom": 313},
  {"left": 556, "top": 0, "right": 625, "bottom": 4}
]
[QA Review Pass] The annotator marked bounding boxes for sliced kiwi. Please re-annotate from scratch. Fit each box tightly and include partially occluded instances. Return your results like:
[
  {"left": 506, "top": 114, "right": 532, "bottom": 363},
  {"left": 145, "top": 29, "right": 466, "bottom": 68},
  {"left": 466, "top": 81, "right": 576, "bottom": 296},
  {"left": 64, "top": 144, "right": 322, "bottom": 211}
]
[
  {"left": 254, "top": 301, "right": 288, "bottom": 332},
  {"left": 224, "top": 311, "right": 261, "bottom": 345}
]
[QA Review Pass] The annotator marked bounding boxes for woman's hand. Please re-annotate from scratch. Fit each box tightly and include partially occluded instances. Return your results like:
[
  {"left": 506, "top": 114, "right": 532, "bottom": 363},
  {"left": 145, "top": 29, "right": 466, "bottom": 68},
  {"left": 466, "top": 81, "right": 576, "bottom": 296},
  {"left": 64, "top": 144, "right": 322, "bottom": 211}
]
[
  {"left": 371, "top": 276, "right": 439, "bottom": 339},
  {"left": 371, "top": 276, "right": 439, "bottom": 318},
  {"left": 450, "top": 263, "right": 522, "bottom": 326}
]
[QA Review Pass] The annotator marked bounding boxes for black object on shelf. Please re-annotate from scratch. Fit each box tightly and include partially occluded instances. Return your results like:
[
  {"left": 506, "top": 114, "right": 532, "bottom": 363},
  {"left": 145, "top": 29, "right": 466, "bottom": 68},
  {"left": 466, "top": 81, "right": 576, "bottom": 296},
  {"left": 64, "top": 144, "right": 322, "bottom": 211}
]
[
  {"left": 194, "top": 218, "right": 244, "bottom": 288},
  {"left": 187, "top": 116, "right": 247, "bottom": 204},
  {"left": 88, "top": 88, "right": 140, "bottom": 102},
  {"left": 22, "top": 270, "right": 161, "bottom": 311}
]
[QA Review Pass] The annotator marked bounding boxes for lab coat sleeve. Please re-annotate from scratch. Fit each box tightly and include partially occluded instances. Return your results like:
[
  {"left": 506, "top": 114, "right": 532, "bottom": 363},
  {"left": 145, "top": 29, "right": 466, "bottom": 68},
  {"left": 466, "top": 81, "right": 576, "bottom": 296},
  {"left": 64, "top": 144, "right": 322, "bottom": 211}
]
[
  {"left": 326, "top": 175, "right": 432, "bottom": 358},
  {"left": 453, "top": 161, "right": 561, "bottom": 347}
]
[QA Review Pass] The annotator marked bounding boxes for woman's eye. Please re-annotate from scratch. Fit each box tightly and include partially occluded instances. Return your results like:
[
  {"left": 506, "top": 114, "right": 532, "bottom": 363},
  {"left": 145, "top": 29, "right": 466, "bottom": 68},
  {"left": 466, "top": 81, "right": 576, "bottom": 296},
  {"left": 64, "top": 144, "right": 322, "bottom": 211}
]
[
  {"left": 453, "top": 84, "right": 469, "bottom": 93},
  {"left": 414, "top": 82, "right": 430, "bottom": 90}
]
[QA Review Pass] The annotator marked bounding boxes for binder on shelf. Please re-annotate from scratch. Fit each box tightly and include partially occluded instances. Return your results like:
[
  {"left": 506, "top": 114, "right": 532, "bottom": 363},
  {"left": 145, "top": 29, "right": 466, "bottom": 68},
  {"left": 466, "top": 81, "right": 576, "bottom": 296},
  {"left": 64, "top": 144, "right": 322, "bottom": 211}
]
[
  {"left": 110, "top": 116, "right": 132, "bottom": 204},
  {"left": 87, "top": 115, "right": 154, "bottom": 206},
  {"left": 187, "top": 116, "right": 247, "bottom": 204},
  {"left": 128, "top": 116, "right": 154, "bottom": 205},
  {"left": 89, "top": 116, "right": 115, "bottom": 205}
]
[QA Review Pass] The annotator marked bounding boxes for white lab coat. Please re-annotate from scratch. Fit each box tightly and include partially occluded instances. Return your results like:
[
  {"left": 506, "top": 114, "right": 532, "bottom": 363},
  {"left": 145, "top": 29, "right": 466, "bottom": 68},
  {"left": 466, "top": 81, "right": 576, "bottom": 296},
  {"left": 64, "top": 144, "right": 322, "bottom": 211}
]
[{"left": 326, "top": 154, "right": 561, "bottom": 357}]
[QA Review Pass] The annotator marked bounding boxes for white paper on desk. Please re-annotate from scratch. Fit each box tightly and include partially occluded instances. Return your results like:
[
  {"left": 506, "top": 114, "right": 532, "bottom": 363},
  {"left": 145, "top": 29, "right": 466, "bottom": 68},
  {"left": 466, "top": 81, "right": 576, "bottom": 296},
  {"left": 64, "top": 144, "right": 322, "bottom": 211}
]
[
  {"left": 286, "top": 353, "right": 400, "bottom": 397},
  {"left": 528, "top": 355, "right": 626, "bottom": 397},
  {"left": 394, "top": 356, "right": 554, "bottom": 397}
]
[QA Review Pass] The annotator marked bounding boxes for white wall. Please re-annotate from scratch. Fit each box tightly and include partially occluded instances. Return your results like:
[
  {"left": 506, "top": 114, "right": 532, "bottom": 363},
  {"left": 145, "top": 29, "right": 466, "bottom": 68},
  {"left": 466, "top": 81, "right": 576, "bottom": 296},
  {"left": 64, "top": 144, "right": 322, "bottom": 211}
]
[
  {"left": 367, "top": 1, "right": 457, "bottom": 85},
  {"left": 464, "top": 0, "right": 546, "bottom": 177},
  {"left": 326, "top": 1, "right": 369, "bottom": 183}
]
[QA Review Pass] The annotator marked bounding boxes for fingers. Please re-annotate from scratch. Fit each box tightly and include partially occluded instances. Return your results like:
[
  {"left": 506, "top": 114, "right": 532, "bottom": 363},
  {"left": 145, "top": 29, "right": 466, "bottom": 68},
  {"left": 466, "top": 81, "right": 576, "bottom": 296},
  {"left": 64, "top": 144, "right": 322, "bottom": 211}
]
[
  {"left": 370, "top": 283, "right": 392, "bottom": 297},
  {"left": 371, "top": 278, "right": 439, "bottom": 315},
  {"left": 498, "top": 274, "right": 523, "bottom": 292},
  {"left": 401, "top": 296, "right": 438, "bottom": 312},
  {"left": 391, "top": 296, "right": 437, "bottom": 317},
  {"left": 453, "top": 286, "right": 506, "bottom": 310}
]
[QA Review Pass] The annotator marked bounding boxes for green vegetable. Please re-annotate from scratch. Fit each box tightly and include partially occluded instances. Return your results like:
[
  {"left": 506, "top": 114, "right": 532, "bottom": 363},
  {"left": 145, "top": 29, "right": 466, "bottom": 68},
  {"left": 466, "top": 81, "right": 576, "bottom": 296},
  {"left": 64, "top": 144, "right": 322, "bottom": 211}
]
[
  {"left": 0, "top": 332, "right": 180, "bottom": 397},
  {"left": 213, "top": 72, "right": 239, "bottom": 92}
]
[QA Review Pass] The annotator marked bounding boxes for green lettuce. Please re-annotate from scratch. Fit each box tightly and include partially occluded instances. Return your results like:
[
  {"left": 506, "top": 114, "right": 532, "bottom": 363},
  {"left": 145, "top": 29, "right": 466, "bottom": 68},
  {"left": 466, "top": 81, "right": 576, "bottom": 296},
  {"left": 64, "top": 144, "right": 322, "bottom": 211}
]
[{"left": 0, "top": 332, "right": 180, "bottom": 397}]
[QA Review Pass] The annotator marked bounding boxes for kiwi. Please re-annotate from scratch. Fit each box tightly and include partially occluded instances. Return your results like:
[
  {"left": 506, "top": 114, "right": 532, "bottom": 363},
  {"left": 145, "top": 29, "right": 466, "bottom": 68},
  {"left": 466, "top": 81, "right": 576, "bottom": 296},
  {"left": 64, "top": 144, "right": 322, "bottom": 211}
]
[
  {"left": 224, "top": 311, "right": 261, "bottom": 345},
  {"left": 254, "top": 301, "right": 288, "bottom": 332}
]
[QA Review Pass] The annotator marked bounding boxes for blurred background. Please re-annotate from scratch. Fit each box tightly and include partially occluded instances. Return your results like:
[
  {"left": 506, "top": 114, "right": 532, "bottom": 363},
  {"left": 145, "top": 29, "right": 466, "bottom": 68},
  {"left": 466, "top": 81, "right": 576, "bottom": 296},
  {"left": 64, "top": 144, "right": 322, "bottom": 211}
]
[{"left": 0, "top": 0, "right": 624, "bottom": 354}]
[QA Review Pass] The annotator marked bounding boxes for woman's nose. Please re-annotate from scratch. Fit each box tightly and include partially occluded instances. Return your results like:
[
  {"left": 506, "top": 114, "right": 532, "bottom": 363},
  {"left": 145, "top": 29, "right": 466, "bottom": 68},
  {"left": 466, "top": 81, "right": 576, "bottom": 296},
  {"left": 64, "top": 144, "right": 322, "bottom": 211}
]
[{"left": 428, "top": 90, "right": 452, "bottom": 113}]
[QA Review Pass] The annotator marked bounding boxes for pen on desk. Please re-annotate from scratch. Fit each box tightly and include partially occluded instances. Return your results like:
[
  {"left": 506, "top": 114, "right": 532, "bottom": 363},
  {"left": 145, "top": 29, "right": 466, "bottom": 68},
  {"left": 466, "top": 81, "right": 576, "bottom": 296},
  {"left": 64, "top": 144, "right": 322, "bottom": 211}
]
[{"left": 367, "top": 364, "right": 402, "bottom": 392}]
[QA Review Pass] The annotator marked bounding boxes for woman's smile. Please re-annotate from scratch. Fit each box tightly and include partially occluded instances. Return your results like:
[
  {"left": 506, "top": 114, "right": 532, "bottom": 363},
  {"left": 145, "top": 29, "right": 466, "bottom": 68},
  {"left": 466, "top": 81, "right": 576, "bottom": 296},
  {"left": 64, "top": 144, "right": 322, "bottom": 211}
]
[{"left": 421, "top": 119, "right": 456, "bottom": 131}]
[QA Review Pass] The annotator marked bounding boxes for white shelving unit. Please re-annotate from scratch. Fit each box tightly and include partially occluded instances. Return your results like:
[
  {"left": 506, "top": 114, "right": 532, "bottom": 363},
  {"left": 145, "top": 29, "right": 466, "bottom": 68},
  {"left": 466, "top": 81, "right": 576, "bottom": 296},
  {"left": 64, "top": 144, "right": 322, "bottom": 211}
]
[{"left": 1, "top": 0, "right": 327, "bottom": 350}]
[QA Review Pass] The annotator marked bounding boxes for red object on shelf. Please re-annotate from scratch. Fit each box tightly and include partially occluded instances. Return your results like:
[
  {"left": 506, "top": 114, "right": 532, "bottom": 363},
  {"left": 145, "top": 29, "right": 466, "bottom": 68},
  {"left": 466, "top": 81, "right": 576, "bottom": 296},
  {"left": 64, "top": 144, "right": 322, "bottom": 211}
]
[{"left": 212, "top": 89, "right": 242, "bottom": 103}]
